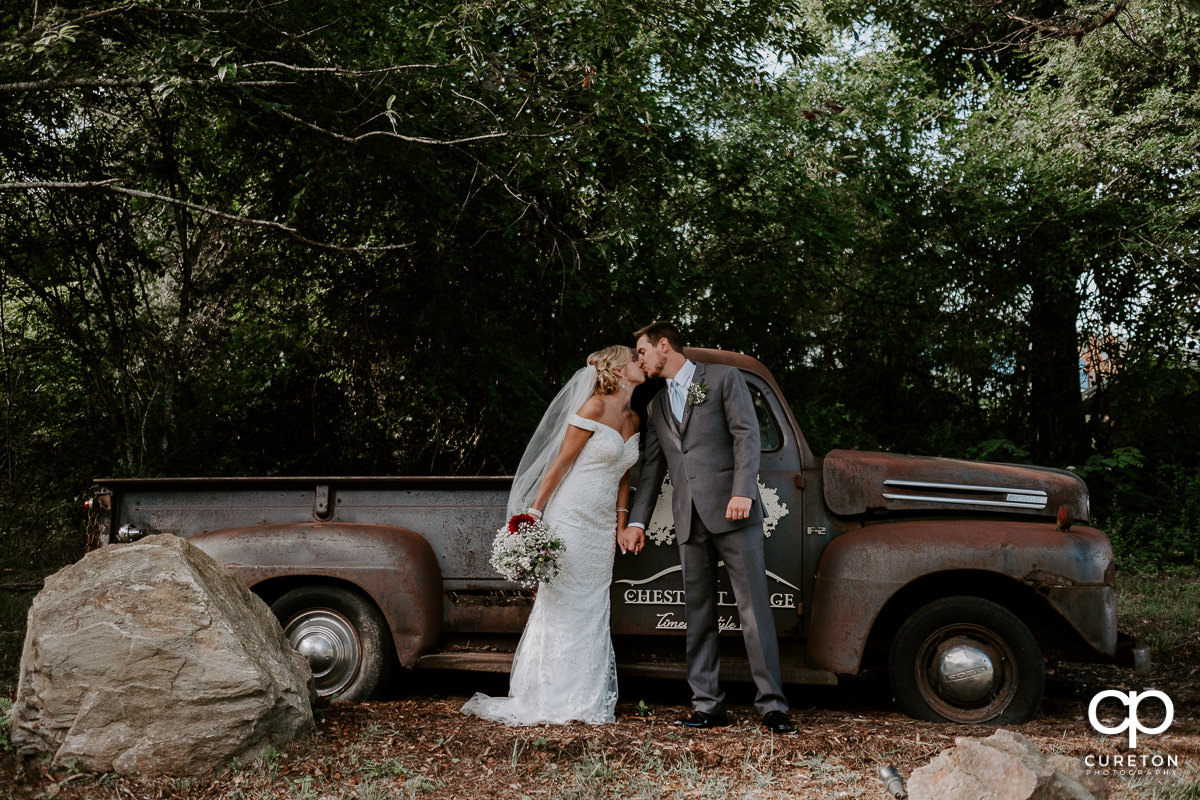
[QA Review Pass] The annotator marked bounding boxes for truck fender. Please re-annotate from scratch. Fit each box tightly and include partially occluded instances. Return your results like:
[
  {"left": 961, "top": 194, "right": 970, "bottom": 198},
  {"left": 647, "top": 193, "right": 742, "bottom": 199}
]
[
  {"left": 807, "top": 519, "right": 1116, "bottom": 674},
  {"left": 190, "top": 522, "right": 442, "bottom": 667}
]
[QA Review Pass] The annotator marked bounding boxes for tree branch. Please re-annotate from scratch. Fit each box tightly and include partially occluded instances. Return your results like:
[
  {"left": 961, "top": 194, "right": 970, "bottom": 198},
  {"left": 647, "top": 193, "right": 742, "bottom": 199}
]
[
  {"left": 19, "top": 2, "right": 138, "bottom": 46},
  {"left": 272, "top": 107, "right": 509, "bottom": 146},
  {"left": 239, "top": 60, "right": 448, "bottom": 75},
  {"left": 1006, "top": 0, "right": 1128, "bottom": 39},
  {"left": 0, "top": 77, "right": 298, "bottom": 92},
  {"left": 0, "top": 77, "right": 146, "bottom": 93},
  {"left": 0, "top": 180, "right": 411, "bottom": 252}
]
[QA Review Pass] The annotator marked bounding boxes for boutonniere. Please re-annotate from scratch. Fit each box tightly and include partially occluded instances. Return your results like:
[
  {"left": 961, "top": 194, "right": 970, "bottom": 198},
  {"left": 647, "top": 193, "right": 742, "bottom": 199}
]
[{"left": 687, "top": 382, "right": 708, "bottom": 406}]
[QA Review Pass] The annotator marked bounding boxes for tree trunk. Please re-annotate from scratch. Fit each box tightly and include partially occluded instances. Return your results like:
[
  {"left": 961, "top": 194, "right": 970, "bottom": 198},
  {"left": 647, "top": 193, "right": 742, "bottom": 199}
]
[{"left": 1026, "top": 258, "right": 1089, "bottom": 466}]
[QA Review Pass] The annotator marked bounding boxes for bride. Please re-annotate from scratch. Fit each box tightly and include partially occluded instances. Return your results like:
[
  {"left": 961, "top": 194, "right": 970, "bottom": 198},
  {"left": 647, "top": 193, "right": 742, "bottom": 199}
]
[{"left": 462, "top": 345, "right": 645, "bottom": 725}]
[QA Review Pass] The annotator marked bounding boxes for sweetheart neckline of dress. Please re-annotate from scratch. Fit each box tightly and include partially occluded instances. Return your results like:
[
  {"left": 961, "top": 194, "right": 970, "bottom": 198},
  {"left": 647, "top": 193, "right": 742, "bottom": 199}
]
[{"left": 570, "top": 414, "right": 640, "bottom": 445}]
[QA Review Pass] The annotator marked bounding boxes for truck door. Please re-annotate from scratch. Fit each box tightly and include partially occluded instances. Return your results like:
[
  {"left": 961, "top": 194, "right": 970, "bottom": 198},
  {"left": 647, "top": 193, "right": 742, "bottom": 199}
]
[{"left": 609, "top": 373, "right": 805, "bottom": 640}]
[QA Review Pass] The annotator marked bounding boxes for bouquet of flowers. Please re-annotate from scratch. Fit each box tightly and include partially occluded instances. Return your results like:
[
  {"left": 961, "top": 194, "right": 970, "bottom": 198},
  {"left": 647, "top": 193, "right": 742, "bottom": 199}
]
[{"left": 489, "top": 513, "right": 566, "bottom": 588}]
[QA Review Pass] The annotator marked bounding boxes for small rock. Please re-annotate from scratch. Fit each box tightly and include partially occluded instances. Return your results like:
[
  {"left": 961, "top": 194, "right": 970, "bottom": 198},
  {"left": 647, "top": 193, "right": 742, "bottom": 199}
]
[{"left": 907, "top": 728, "right": 1108, "bottom": 800}]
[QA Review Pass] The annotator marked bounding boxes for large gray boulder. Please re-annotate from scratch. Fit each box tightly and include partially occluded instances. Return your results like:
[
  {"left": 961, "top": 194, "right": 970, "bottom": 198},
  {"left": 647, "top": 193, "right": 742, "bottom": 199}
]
[
  {"left": 10, "top": 534, "right": 314, "bottom": 776},
  {"left": 907, "top": 729, "right": 1108, "bottom": 800}
]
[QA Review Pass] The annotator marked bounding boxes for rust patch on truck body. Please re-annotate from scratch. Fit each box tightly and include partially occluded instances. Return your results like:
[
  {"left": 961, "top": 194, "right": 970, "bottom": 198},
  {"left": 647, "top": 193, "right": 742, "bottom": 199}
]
[
  {"left": 807, "top": 519, "right": 1116, "bottom": 675},
  {"left": 192, "top": 522, "right": 443, "bottom": 667}
]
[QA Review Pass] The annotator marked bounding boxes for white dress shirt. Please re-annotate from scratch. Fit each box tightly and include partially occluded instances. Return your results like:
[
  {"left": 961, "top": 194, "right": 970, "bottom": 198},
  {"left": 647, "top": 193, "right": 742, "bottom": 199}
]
[{"left": 668, "top": 360, "right": 697, "bottom": 421}]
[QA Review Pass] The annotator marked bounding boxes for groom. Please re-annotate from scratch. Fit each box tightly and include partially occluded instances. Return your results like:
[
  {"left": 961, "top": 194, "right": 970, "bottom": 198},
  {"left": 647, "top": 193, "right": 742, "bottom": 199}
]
[{"left": 619, "top": 322, "right": 793, "bottom": 734}]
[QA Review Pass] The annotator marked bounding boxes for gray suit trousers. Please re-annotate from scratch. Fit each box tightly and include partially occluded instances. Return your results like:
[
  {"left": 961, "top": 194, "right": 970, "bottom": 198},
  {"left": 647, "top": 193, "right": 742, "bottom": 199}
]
[{"left": 680, "top": 508, "right": 787, "bottom": 716}]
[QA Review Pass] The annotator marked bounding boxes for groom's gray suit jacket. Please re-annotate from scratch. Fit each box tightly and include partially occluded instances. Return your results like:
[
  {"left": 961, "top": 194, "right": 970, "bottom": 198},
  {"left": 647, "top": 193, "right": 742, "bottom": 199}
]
[
  {"left": 630, "top": 362, "right": 762, "bottom": 541},
  {"left": 630, "top": 360, "right": 787, "bottom": 716}
]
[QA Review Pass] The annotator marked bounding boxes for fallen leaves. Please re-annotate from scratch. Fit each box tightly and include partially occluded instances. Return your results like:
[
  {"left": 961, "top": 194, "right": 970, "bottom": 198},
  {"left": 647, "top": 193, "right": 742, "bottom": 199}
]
[{"left": 1, "top": 645, "right": 1196, "bottom": 800}]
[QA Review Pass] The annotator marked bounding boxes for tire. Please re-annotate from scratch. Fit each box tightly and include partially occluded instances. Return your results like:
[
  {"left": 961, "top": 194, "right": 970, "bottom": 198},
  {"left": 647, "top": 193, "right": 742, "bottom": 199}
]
[
  {"left": 888, "top": 596, "right": 1044, "bottom": 724},
  {"left": 270, "top": 586, "right": 392, "bottom": 703}
]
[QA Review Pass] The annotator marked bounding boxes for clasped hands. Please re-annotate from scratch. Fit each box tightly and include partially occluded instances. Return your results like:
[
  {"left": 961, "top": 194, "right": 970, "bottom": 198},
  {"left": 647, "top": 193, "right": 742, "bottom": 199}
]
[
  {"left": 617, "top": 526, "right": 644, "bottom": 555},
  {"left": 618, "top": 496, "right": 752, "bottom": 555}
]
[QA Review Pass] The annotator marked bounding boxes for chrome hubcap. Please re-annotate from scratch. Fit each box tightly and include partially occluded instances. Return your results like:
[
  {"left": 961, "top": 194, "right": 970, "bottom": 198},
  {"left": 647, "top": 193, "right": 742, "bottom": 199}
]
[
  {"left": 932, "top": 638, "right": 996, "bottom": 704},
  {"left": 284, "top": 610, "right": 360, "bottom": 697}
]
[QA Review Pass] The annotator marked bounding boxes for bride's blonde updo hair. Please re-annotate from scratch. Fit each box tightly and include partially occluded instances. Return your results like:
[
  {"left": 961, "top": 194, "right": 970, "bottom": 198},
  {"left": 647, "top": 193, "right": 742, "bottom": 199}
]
[{"left": 587, "top": 345, "right": 633, "bottom": 396}]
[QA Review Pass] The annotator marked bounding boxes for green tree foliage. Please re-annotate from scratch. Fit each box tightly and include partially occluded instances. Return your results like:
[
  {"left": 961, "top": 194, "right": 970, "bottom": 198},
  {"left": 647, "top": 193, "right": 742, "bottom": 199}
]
[
  {"left": 934, "top": 1, "right": 1200, "bottom": 526},
  {"left": 1, "top": 0, "right": 1196, "bottom": 572},
  {"left": 809, "top": 0, "right": 1200, "bottom": 556},
  {"left": 0, "top": 1, "right": 817, "bottom": 566}
]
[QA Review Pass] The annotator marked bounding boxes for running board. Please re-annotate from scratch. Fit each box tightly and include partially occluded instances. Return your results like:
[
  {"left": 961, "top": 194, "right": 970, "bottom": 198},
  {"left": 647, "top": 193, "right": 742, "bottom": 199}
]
[{"left": 414, "top": 651, "right": 837, "bottom": 685}]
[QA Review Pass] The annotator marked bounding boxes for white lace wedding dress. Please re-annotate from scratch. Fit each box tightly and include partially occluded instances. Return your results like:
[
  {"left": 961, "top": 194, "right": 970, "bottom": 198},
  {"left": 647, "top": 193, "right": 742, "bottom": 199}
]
[{"left": 462, "top": 415, "right": 640, "bottom": 726}]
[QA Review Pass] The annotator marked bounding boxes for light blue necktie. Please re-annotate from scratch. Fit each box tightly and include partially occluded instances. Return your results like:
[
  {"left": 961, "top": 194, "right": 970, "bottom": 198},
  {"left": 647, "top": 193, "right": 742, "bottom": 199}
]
[{"left": 668, "top": 379, "right": 686, "bottom": 422}]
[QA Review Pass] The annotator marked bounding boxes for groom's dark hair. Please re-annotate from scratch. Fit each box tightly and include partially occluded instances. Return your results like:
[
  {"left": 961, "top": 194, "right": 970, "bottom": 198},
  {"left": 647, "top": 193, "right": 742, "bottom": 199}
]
[{"left": 634, "top": 321, "right": 685, "bottom": 353}]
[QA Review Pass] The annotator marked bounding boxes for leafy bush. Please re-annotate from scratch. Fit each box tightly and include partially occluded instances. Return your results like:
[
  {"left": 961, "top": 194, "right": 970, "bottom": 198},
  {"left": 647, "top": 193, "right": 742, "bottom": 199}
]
[
  {"left": 0, "top": 494, "right": 86, "bottom": 576},
  {"left": 1101, "top": 465, "right": 1200, "bottom": 571},
  {"left": 0, "top": 697, "right": 12, "bottom": 752}
]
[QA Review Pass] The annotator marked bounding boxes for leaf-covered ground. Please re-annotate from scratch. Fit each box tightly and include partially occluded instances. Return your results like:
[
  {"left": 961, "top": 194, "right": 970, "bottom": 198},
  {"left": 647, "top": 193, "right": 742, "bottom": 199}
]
[{"left": 3, "top": 645, "right": 1197, "bottom": 800}]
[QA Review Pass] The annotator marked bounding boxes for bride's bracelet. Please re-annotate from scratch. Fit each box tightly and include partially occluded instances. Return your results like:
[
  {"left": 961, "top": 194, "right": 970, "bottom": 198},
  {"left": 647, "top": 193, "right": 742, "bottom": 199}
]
[
  {"left": 616, "top": 507, "right": 629, "bottom": 514},
  {"left": 527, "top": 508, "right": 543, "bottom": 519}
]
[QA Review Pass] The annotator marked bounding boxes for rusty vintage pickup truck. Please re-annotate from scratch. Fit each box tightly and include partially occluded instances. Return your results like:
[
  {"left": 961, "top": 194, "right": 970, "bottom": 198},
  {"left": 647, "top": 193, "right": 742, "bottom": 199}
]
[{"left": 85, "top": 348, "right": 1137, "bottom": 724}]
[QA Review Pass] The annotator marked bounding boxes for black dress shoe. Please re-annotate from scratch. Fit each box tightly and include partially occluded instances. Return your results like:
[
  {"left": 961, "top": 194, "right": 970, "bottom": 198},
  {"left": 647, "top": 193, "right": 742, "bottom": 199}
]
[
  {"left": 675, "top": 710, "right": 730, "bottom": 729},
  {"left": 762, "top": 710, "right": 795, "bottom": 734}
]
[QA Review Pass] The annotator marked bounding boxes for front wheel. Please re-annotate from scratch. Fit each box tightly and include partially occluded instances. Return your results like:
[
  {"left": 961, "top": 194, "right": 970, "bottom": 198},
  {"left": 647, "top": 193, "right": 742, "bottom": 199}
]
[
  {"left": 271, "top": 586, "right": 392, "bottom": 703},
  {"left": 888, "top": 596, "right": 1044, "bottom": 724}
]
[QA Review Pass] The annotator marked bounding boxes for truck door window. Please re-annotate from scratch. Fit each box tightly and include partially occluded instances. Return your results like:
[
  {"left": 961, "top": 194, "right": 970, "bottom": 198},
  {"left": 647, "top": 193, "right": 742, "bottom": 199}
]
[{"left": 752, "top": 386, "right": 782, "bottom": 452}]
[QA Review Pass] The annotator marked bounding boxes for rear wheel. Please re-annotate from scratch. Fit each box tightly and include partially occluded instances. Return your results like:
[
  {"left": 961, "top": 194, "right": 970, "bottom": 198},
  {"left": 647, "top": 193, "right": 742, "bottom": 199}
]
[
  {"left": 888, "top": 596, "right": 1044, "bottom": 724},
  {"left": 271, "top": 586, "right": 392, "bottom": 703}
]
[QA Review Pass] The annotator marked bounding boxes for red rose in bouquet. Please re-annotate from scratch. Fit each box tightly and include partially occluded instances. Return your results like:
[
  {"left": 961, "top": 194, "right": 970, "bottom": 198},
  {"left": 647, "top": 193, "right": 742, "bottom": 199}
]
[{"left": 508, "top": 513, "right": 537, "bottom": 534}]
